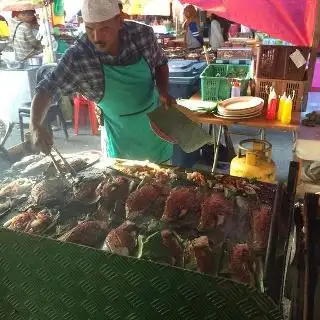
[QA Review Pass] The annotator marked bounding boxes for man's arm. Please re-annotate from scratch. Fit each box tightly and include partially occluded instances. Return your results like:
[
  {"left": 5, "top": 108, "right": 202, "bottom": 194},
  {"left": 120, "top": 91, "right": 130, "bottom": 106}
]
[
  {"left": 30, "top": 50, "right": 78, "bottom": 152},
  {"left": 30, "top": 89, "right": 54, "bottom": 153},
  {"left": 145, "top": 26, "right": 174, "bottom": 106},
  {"left": 155, "top": 63, "right": 169, "bottom": 101}
]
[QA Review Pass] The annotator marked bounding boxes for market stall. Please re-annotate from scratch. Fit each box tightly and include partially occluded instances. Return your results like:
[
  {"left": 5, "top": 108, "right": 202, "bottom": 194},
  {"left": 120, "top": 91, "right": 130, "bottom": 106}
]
[
  {"left": 0, "top": 149, "right": 297, "bottom": 318},
  {"left": 0, "top": 1, "right": 319, "bottom": 319},
  {"left": 170, "top": 0, "right": 320, "bottom": 182}
]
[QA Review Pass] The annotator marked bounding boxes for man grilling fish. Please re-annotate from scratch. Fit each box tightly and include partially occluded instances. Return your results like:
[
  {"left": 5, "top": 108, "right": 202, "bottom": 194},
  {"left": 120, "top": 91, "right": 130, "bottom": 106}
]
[{"left": 31, "top": 0, "right": 173, "bottom": 164}]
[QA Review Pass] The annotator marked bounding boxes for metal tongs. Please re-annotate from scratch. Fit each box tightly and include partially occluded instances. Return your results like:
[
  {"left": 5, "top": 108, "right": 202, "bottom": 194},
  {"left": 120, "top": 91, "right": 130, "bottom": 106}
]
[{"left": 47, "top": 145, "right": 77, "bottom": 179}]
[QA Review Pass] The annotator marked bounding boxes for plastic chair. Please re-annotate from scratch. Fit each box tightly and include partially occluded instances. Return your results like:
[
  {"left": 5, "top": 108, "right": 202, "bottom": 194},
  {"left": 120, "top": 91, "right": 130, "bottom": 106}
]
[
  {"left": 73, "top": 94, "right": 98, "bottom": 135},
  {"left": 19, "top": 103, "right": 69, "bottom": 142}
]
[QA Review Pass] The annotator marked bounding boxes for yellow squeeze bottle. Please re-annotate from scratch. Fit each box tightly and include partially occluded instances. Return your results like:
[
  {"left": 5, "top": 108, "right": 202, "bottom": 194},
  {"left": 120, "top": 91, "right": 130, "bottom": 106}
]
[
  {"left": 277, "top": 92, "right": 286, "bottom": 121},
  {"left": 281, "top": 95, "right": 292, "bottom": 125}
]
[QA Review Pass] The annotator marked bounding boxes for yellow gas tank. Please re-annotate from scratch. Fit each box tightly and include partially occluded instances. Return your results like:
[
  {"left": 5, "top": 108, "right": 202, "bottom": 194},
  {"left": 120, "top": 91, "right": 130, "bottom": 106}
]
[{"left": 230, "top": 139, "right": 276, "bottom": 183}]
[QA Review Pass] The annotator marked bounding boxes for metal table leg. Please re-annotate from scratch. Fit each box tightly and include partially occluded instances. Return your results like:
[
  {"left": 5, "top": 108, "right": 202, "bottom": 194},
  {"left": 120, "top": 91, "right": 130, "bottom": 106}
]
[
  {"left": 292, "top": 131, "right": 297, "bottom": 153},
  {"left": 212, "top": 125, "right": 223, "bottom": 173},
  {"left": 212, "top": 124, "right": 216, "bottom": 149}
]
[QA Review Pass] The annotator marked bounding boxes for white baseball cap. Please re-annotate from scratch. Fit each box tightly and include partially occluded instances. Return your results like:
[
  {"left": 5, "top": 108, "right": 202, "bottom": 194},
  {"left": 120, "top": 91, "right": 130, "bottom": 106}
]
[{"left": 82, "top": 0, "right": 120, "bottom": 23}]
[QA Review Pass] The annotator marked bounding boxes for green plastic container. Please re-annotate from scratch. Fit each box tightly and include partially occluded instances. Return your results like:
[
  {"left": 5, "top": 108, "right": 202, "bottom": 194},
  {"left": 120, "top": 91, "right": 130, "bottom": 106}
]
[{"left": 200, "top": 64, "right": 250, "bottom": 101}]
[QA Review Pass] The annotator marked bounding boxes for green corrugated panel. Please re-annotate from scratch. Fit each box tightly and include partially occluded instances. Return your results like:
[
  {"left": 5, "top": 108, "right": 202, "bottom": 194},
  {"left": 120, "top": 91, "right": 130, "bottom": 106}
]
[{"left": 0, "top": 228, "right": 283, "bottom": 320}]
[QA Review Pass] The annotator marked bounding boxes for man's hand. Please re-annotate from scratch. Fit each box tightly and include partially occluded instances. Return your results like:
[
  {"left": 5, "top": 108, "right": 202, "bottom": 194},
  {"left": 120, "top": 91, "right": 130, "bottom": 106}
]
[
  {"left": 160, "top": 94, "right": 176, "bottom": 109},
  {"left": 30, "top": 124, "right": 53, "bottom": 155}
]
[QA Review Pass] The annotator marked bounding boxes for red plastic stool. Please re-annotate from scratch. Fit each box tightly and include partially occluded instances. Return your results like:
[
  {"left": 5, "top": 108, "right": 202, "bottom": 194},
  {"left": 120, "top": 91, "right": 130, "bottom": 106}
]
[{"left": 73, "top": 94, "right": 98, "bottom": 135}]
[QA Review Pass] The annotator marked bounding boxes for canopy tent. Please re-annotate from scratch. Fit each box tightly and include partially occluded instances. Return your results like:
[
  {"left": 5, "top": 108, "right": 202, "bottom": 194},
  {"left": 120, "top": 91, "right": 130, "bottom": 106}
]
[
  {"left": 124, "top": 0, "right": 171, "bottom": 16},
  {"left": 0, "top": 0, "right": 49, "bottom": 11},
  {"left": 179, "top": 0, "right": 318, "bottom": 47}
]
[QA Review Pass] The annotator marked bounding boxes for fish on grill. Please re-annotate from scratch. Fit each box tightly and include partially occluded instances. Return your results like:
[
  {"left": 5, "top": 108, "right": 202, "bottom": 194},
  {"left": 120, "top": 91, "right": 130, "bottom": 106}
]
[
  {"left": 184, "top": 236, "right": 214, "bottom": 274},
  {"left": 46, "top": 158, "right": 90, "bottom": 177},
  {"left": 72, "top": 175, "right": 103, "bottom": 202},
  {"left": 229, "top": 243, "right": 253, "bottom": 284},
  {"left": 4, "top": 209, "right": 54, "bottom": 234},
  {"left": 104, "top": 221, "right": 137, "bottom": 256},
  {"left": 11, "top": 154, "right": 45, "bottom": 172},
  {"left": 97, "top": 176, "right": 130, "bottom": 208},
  {"left": 198, "top": 193, "right": 233, "bottom": 231},
  {"left": 162, "top": 187, "right": 200, "bottom": 222},
  {"left": 137, "top": 229, "right": 183, "bottom": 267},
  {"left": 186, "top": 172, "right": 207, "bottom": 187},
  {"left": 95, "top": 176, "right": 130, "bottom": 223},
  {"left": 21, "top": 157, "right": 51, "bottom": 177},
  {"left": 59, "top": 220, "right": 109, "bottom": 248},
  {"left": 252, "top": 205, "right": 272, "bottom": 251},
  {"left": 0, "top": 178, "right": 34, "bottom": 198},
  {"left": 30, "top": 178, "right": 69, "bottom": 206},
  {"left": 126, "top": 183, "right": 168, "bottom": 220}
]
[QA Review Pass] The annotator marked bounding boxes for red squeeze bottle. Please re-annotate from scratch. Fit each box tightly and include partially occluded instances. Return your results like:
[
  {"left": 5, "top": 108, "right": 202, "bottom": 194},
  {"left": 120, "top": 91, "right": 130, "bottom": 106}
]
[{"left": 266, "top": 88, "right": 277, "bottom": 120}]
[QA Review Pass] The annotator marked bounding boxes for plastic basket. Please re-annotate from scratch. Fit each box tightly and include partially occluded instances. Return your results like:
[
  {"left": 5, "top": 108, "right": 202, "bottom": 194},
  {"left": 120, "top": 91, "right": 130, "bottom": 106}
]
[
  {"left": 200, "top": 64, "right": 250, "bottom": 101},
  {"left": 255, "top": 77, "right": 307, "bottom": 111},
  {"left": 217, "top": 48, "right": 253, "bottom": 60},
  {"left": 0, "top": 228, "right": 283, "bottom": 320},
  {"left": 256, "top": 45, "right": 310, "bottom": 81}
]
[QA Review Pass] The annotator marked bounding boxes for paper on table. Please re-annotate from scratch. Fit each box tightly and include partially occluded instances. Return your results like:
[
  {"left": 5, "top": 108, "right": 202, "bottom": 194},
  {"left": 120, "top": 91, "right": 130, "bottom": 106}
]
[
  {"left": 148, "top": 106, "right": 213, "bottom": 153},
  {"left": 289, "top": 49, "right": 307, "bottom": 69},
  {"left": 177, "top": 99, "right": 218, "bottom": 112}
]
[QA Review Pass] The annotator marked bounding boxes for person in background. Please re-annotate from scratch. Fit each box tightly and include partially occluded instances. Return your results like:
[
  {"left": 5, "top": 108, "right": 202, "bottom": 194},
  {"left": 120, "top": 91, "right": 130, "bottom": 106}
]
[
  {"left": 118, "top": 2, "right": 130, "bottom": 20},
  {"left": 10, "top": 10, "right": 42, "bottom": 61},
  {"left": 228, "top": 22, "right": 240, "bottom": 37},
  {"left": 208, "top": 14, "right": 224, "bottom": 50},
  {"left": 183, "top": 5, "right": 203, "bottom": 49},
  {"left": 30, "top": 0, "right": 173, "bottom": 164}
]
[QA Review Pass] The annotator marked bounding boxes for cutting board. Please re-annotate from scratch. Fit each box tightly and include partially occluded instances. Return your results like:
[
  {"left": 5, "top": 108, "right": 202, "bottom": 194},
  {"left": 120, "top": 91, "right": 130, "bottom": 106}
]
[{"left": 148, "top": 106, "right": 213, "bottom": 153}]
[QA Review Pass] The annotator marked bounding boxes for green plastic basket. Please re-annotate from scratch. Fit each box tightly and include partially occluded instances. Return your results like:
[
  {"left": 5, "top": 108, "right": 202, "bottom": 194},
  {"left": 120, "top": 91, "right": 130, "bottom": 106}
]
[
  {"left": 0, "top": 229, "right": 283, "bottom": 320},
  {"left": 200, "top": 64, "right": 250, "bottom": 101}
]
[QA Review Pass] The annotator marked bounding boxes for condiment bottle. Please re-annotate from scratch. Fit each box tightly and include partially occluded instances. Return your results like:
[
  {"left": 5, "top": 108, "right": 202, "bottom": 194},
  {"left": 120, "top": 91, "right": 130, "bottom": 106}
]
[
  {"left": 277, "top": 92, "right": 287, "bottom": 121},
  {"left": 231, "top": 81, "right": 241, "bottom": 98},
  {"left": 281, "top": 95, "right": 293, "bottom": 124},
  {"left": 266, "top": 88, "right": 277, "bottom": 120},
  {"left": 246, "top": 79, "right": 253, "bottom": 96}
]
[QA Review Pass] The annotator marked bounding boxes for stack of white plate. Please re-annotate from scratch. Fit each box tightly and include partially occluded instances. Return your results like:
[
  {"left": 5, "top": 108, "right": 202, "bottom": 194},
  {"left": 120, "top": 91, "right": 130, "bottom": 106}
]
[{"left": 216, "top": 97, "right": 264, "bottom": 120}]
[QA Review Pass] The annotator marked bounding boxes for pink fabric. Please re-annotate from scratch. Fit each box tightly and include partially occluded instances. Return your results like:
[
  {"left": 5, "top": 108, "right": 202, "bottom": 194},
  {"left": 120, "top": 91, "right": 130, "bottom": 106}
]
[
  {"left": 179, "top": 0, "right": 317, "bottom": 46},
  {"left": 312, "top": 58, "right": 320, "bottom": 89}
]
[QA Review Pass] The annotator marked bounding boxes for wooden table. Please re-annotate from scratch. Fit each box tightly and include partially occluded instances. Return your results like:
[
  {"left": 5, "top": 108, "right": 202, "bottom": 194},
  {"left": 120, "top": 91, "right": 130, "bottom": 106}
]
[{"left": 178, "top": 92, "right": 301, "bottom": 172}]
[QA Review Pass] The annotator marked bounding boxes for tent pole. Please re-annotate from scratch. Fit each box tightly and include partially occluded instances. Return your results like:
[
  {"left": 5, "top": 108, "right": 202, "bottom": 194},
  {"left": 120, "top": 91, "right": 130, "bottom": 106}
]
[
  {"left": 43, "top": 4, "right": 55, "bottom": 63},
  {"left": 306, "top": 0, "right": 320, "bottom": 97}
]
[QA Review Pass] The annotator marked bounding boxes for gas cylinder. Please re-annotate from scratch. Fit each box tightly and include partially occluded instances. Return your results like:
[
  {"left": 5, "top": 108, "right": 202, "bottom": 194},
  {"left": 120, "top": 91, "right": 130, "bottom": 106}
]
[{"left": 230, "top": 139, "right": 276, "bottom": 183}]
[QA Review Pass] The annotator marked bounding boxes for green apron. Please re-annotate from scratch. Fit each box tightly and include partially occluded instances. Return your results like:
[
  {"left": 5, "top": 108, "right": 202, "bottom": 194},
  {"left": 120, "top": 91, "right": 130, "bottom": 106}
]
[{"left": 98, "top": 57, "right": 173, "bottom": 164}]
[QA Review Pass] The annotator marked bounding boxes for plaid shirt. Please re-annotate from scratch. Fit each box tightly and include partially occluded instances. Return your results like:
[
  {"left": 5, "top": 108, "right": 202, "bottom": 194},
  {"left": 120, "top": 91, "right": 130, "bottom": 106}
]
[{"left": 36, "top": 21, "right": 168, "bottom": 103}]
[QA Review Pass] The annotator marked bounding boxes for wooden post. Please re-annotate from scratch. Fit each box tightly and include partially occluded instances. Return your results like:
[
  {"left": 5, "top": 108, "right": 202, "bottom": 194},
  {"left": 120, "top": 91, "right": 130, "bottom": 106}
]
[{"left": 306, "top": 0, "right": 320, "bottom": 95}]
